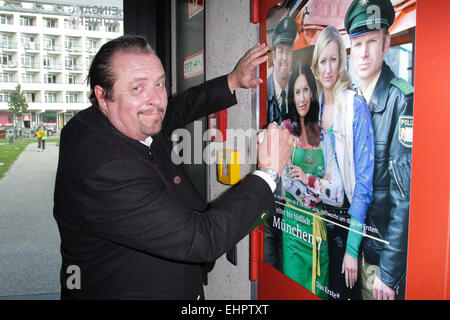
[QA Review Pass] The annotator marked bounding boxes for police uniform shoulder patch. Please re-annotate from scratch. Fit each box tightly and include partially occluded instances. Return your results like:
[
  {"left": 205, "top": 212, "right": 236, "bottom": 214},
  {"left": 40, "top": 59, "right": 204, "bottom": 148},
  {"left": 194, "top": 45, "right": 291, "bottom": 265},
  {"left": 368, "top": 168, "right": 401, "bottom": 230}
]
[
  {"left": 398, "top": 115, "right": 413, "bottom": 148},
  {"left": 391, "top": 78, "right": 414, "bottom": 96}
]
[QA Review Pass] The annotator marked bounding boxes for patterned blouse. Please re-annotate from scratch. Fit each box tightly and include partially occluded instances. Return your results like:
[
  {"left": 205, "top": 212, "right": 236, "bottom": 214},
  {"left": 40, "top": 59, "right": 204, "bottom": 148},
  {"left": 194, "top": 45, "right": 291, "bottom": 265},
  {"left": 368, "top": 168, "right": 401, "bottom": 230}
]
[
  {"left": 319, "top": 93, "right": 375, "bottom": 225},
  {"left": 281, "top": 119, "right": 344, "bottom": 209}
]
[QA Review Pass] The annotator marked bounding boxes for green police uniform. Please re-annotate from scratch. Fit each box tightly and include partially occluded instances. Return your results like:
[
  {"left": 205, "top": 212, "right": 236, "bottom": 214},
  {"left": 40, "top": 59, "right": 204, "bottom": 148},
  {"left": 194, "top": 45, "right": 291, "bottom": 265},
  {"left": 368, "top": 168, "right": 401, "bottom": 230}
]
[
  {"left": 264, "top": 16, "right": 298, "bottom": 272},
  {"left": 267, "top": 16, "right": 298, "bottom": 124},
  {"left": 345, "top": 0, "right": 414, "bottom": 299}
]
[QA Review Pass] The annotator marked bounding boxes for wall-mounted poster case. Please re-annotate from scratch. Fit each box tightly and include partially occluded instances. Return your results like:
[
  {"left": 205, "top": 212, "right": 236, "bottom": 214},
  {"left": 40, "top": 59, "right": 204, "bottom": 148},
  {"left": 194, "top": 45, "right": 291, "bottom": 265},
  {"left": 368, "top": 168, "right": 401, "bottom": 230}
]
[{"left": 253, "top": 0, "right": 450, "bottom": 300}]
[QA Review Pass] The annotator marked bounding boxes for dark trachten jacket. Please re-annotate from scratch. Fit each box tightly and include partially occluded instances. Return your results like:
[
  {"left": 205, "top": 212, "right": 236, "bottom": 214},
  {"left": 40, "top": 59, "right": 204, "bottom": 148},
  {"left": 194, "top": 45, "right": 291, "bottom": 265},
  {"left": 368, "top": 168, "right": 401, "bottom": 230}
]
[
  {"left": 53, "top": 76, "right": 275, "bottom": 299},
  {"left": 361, "top": 62, "right": 414, "bottom": 291},
  {"left": 267, "top": 73, "right": 290, "bottom": 125}
]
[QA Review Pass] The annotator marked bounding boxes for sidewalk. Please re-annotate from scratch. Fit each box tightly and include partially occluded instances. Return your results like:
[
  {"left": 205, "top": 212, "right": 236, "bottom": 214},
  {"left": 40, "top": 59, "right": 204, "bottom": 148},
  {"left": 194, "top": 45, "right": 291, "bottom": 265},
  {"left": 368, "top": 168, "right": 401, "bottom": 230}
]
[{"left": 0, "top": 141, "right": 61, "bottom": 299}]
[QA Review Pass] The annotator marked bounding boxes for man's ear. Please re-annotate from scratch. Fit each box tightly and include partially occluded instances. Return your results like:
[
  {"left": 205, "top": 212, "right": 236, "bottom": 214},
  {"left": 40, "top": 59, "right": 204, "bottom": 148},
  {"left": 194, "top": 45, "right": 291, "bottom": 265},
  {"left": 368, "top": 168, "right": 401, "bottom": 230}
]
[
  {"left": 94, "top": 85, "right": 108, "bottom": 114},
  {"left": 383, "top": 33, "right": 391, "bottom": 54}
]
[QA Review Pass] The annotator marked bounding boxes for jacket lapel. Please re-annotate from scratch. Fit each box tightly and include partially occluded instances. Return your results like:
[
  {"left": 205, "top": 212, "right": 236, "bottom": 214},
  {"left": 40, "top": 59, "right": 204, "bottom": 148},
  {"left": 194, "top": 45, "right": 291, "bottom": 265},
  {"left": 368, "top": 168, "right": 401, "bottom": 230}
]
[
  {"left": 151, "top": 134, "right": 208, "bottom": 212},
  {"left": 370, "top": 62, "right": 394, "bottom": 114}
]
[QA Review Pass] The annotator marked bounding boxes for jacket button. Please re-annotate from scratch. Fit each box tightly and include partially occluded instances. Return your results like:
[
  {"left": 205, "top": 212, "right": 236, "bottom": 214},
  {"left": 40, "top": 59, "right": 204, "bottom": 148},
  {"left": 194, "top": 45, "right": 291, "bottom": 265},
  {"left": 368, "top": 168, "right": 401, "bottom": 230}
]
[{"left": 173, "top": 176, "right": 181, "bottom": 184}]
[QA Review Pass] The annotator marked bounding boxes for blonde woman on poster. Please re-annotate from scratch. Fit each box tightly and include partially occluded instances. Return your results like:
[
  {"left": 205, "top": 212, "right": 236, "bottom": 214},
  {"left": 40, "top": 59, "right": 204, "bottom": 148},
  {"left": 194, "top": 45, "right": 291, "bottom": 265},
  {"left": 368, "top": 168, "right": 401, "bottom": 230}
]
[
  {"left": 311, "top": 26, "right": 374, "bottom": 299},
  {"left": 280, "top": 61, "right": 344, "bottom": 299}
]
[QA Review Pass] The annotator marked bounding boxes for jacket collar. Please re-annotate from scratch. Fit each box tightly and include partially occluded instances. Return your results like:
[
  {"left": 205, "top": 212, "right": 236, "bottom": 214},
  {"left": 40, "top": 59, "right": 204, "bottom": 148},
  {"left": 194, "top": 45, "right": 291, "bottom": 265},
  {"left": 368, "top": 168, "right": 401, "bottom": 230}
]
[
  {"left": 370, "top": 61, "right": 395, "bottom": 113},
  {"left": 92, "top": 105, "right": 151, "bottom": 153},
  {"left": 267, "top": 73, "right": 276, "bottom": 101}
]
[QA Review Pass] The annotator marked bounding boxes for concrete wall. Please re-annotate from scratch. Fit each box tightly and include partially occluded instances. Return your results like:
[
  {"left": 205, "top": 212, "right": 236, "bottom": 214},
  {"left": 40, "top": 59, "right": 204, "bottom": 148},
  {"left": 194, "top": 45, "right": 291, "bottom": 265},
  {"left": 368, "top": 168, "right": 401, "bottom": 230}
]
[
  {"left": 204, "top": 0, "right": 258, "bottom": 300},
  {"left": 171, "top": 0, "right": 259, "bottom": 300}
]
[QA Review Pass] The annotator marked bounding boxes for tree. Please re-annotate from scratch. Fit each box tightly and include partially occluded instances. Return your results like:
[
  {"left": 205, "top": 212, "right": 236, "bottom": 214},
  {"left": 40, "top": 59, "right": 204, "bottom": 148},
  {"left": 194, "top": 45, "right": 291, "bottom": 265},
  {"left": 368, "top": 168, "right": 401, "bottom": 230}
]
[{"left": 8, "top": 84, "right": 28, "bottom": 127}]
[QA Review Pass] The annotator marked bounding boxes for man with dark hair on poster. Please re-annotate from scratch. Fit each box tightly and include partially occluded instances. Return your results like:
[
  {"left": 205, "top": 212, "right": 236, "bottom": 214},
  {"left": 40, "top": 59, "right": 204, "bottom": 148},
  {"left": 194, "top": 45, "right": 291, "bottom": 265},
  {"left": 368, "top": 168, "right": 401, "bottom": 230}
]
[
  {"left": 345, "top": 0, "right": 414, "bottom": 300},
  {"left": 264, "top": 16, "right": 298, "bottom": 272},
  {"left": 267, "top": 16, "right": 297, "bottom": 125}
]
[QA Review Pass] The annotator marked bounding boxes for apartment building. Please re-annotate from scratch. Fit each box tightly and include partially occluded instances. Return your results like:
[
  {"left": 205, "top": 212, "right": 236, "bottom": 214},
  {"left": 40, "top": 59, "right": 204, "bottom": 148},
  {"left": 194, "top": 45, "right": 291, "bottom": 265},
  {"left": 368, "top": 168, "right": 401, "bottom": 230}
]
[{"left": 0, "top": 0, "right": 123, "bottom": 132}]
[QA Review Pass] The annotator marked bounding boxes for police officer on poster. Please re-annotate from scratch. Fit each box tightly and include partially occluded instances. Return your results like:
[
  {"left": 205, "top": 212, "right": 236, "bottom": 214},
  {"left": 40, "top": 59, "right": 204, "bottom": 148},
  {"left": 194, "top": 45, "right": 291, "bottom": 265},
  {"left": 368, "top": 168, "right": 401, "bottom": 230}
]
[
  {"left": 264, "top": 16, "right": 298, "bottom": 272},
  {"left": 345, "top": 0, "right": 414, "bottom": 300},
  {"left": 267, "top": 16, "right": 297, "bottom": 125}
]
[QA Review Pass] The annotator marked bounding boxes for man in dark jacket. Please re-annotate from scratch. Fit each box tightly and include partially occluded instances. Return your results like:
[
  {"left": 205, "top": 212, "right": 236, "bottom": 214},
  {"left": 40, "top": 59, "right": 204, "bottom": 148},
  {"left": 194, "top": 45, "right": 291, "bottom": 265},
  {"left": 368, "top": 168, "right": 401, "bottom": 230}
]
[
  {"left": 53, "top": 35, "right": 293, "bottom": 299},
  {"left": 345, "top": 0, "right": 414, "bottom": 300},
  {"left": 263, "top": 16, "right": 297, "bottom": 272},
  {"left": 267, "top": 16, "right": 297, "bottom": 125}
]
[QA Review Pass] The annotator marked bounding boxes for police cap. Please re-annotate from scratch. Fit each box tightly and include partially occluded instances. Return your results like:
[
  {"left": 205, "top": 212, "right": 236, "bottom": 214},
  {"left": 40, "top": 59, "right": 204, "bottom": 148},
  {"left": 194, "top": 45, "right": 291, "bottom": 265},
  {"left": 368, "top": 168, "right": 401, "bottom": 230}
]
[
  {"left": 345, "top": 0, "right": 395, "bottom": 38},
  {"left": 272, "top": 16, "right": 297, "bottom": 48}
]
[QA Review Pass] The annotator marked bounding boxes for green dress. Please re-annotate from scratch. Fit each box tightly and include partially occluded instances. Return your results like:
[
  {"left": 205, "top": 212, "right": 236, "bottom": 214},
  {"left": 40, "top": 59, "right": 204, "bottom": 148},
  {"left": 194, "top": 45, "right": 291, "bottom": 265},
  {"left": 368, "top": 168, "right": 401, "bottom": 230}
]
[{"left": 282, "top": 141, "right": 329, "bottom": 299}]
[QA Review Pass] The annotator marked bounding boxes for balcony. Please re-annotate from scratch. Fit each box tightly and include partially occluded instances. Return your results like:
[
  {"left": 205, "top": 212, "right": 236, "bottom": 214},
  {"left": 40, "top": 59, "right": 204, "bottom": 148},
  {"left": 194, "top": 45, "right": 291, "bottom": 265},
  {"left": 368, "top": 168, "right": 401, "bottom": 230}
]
[
  {"left": 65, "top": 46, "right": 82, "bottom": 54},
  {"left": 23, "top": 42, "right": 40, "bottom": 51},
  {"left": 0, "top": 42, "right": 17, "bottom": 50},
  {"left": 43, "top": 45, "right": 62, "bottom": 53},
  {"left": 0, "top": 77, "right": 17, "bottom": 83},
  {"left": 2, "top": 61, "right": 18, "bottom": 69},
  {"left": 43, "top": 63, "right": 62, "bottom": 71},
  {"left": 65, "top": 64, "right": 83, "bottom": 71},
  {"left": 22, "top": 62, "right": 40, "bottom": 70},
  {"left": 86, "top": 47, "right": 98, "bottom": 54},
  {"left": 66, "top": 79, "right": 85, "bottom": 85}
]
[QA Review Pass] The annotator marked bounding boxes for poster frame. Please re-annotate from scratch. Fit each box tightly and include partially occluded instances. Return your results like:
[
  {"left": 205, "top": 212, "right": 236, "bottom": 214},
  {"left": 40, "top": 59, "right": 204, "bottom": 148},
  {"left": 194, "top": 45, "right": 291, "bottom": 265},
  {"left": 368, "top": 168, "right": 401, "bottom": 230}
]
[{"left": 253, "top": 0, "right": 450, "bottom": 300}]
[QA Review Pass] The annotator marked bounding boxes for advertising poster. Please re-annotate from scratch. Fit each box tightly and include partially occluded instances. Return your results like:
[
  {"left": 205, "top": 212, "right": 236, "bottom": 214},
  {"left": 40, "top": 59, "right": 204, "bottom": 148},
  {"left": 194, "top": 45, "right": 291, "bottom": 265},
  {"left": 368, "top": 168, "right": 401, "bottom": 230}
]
[{"left": 263, "top": 0, "right": 415, "bottom": 300}]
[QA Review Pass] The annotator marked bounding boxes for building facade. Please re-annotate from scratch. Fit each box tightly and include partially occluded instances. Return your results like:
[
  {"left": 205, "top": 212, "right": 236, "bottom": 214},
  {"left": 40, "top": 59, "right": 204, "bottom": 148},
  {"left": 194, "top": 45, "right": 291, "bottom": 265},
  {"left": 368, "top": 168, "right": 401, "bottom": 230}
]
[{"left": 0, "top": 0, "right": 123, "bottom": 132}]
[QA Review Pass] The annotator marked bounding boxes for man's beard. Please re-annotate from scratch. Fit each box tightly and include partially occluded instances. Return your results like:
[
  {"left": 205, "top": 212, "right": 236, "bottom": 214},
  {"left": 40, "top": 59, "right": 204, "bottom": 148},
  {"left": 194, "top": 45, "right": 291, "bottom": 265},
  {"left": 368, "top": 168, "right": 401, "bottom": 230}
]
[
  {"left": 140, "top": 120, "right": 162, "bottom": 137},
  {"left": 138, "top": 108, "right": 165, "bottom": 137}
]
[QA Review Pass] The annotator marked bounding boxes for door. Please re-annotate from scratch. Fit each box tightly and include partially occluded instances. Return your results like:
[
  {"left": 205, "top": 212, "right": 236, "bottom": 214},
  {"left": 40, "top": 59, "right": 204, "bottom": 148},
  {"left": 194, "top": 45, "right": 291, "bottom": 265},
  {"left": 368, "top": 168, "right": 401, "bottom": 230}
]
[{"left": 176, "top": 0, "right": 207, "bottom": 197}]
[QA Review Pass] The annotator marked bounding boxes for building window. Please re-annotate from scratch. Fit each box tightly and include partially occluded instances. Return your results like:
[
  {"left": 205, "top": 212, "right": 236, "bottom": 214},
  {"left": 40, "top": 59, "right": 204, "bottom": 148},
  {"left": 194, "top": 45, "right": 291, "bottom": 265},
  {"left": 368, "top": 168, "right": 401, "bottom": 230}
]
[
  {"left": 65, "top": 56, "right": 78, "bottom": 70},
  {"left": 44, "top": 18, "right": 57, "bottom": 28},
  {"left": 21, "top": 73, "right": 33, "bottom": 83},
  {"left": 65, "top": 38, "right": 80, "bottom": 52},
  {"left": 67, "top": 74, "right": 76, "bottom": 84},
  {"left": 105, "top": 24, "right": 118, "bottom": 32},
  {"left": 65, "top": 92, "right": 78, "bottom": 103},
  {"left": 20, "top": 16, "right": 35, "bottom": 26},
  {"left": 0, "top": 15, "right": 13, "bottom": 25},
  {"left": 1, "top": 54, "right": 13, "bottom": 66},
  {"left": 0, "top": 34, "right": 12, "bottom": 49},
  {"left": 0, "top": 92, "right": 10, "bottom": 103},
  {"left": 24, "top": 92, "right": 36, "bottom": 103},
  {"left": 43, "top": 37, "right": 57, "bottom": 51},
  {"left": 85, "top": 23, "right": 99, "bottom": 31},
  {"left": 21, "top": 35, "right": 37, "bottom": 50},
  {"left": 44, "top": 74, "right": 57, "bottom": 84},
  {"left": 42, "top": 56, "right": 50, "bottom": 67},
  {"left": 21, "top": 54, "right": 36, "bottom": 68},
  {"left": 0, "top": 72, "right": 12, "bottom": 83},
  {"left": 44, "top": 92, "right": 57, "bottom": 103},
  {"left": 86, "top": 39, "right": 97, "bottom": 53},
  {"left": 43, "top": 56, "right": 59, "bottom": 70},
  {"left": 64, "top": 18, "right": 78, "bottom": 30}
]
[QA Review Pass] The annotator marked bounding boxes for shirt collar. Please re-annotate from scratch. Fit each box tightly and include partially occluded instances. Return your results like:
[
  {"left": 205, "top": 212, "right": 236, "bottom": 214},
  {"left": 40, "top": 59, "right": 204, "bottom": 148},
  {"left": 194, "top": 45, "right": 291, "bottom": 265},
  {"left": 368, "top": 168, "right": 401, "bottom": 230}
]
[
  {"left": 273, "top": 74, "right": 288, "bottom": 100},
  {"left": 140, "top": 136, "right": 153, "bottom": 147},
  {"left": 358, "top": 71, "right": 381, "bottom": 103}
]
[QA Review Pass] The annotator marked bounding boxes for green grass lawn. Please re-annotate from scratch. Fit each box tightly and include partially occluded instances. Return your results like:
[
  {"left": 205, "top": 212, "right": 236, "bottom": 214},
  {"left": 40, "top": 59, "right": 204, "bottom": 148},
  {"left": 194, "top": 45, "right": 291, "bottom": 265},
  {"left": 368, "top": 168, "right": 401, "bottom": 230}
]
[{"left": 0, "top": 138, "right": 59, "bottom": 179}]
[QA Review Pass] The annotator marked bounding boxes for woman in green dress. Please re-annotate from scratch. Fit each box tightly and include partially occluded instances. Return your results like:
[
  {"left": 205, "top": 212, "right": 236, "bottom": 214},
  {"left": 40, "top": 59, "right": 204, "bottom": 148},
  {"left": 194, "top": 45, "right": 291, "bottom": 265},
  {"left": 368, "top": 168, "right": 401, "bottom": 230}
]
[{"left": 281, "top": 61, "right": 344, "bottom": 299}]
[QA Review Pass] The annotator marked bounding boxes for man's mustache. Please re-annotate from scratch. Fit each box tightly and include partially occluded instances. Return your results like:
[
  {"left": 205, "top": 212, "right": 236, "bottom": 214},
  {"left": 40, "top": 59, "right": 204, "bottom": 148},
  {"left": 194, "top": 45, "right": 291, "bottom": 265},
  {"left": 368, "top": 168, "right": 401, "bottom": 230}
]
[{"left": 137, "top": 107, "right": 165, "bottom": 115}]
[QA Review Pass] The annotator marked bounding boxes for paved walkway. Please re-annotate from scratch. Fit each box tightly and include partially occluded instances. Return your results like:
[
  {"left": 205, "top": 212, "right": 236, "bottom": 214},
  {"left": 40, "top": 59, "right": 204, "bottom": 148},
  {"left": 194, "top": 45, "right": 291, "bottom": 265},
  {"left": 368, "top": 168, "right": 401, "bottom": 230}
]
[{"left": 0, "top": 141, "right": 60, "bottom": 299}]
